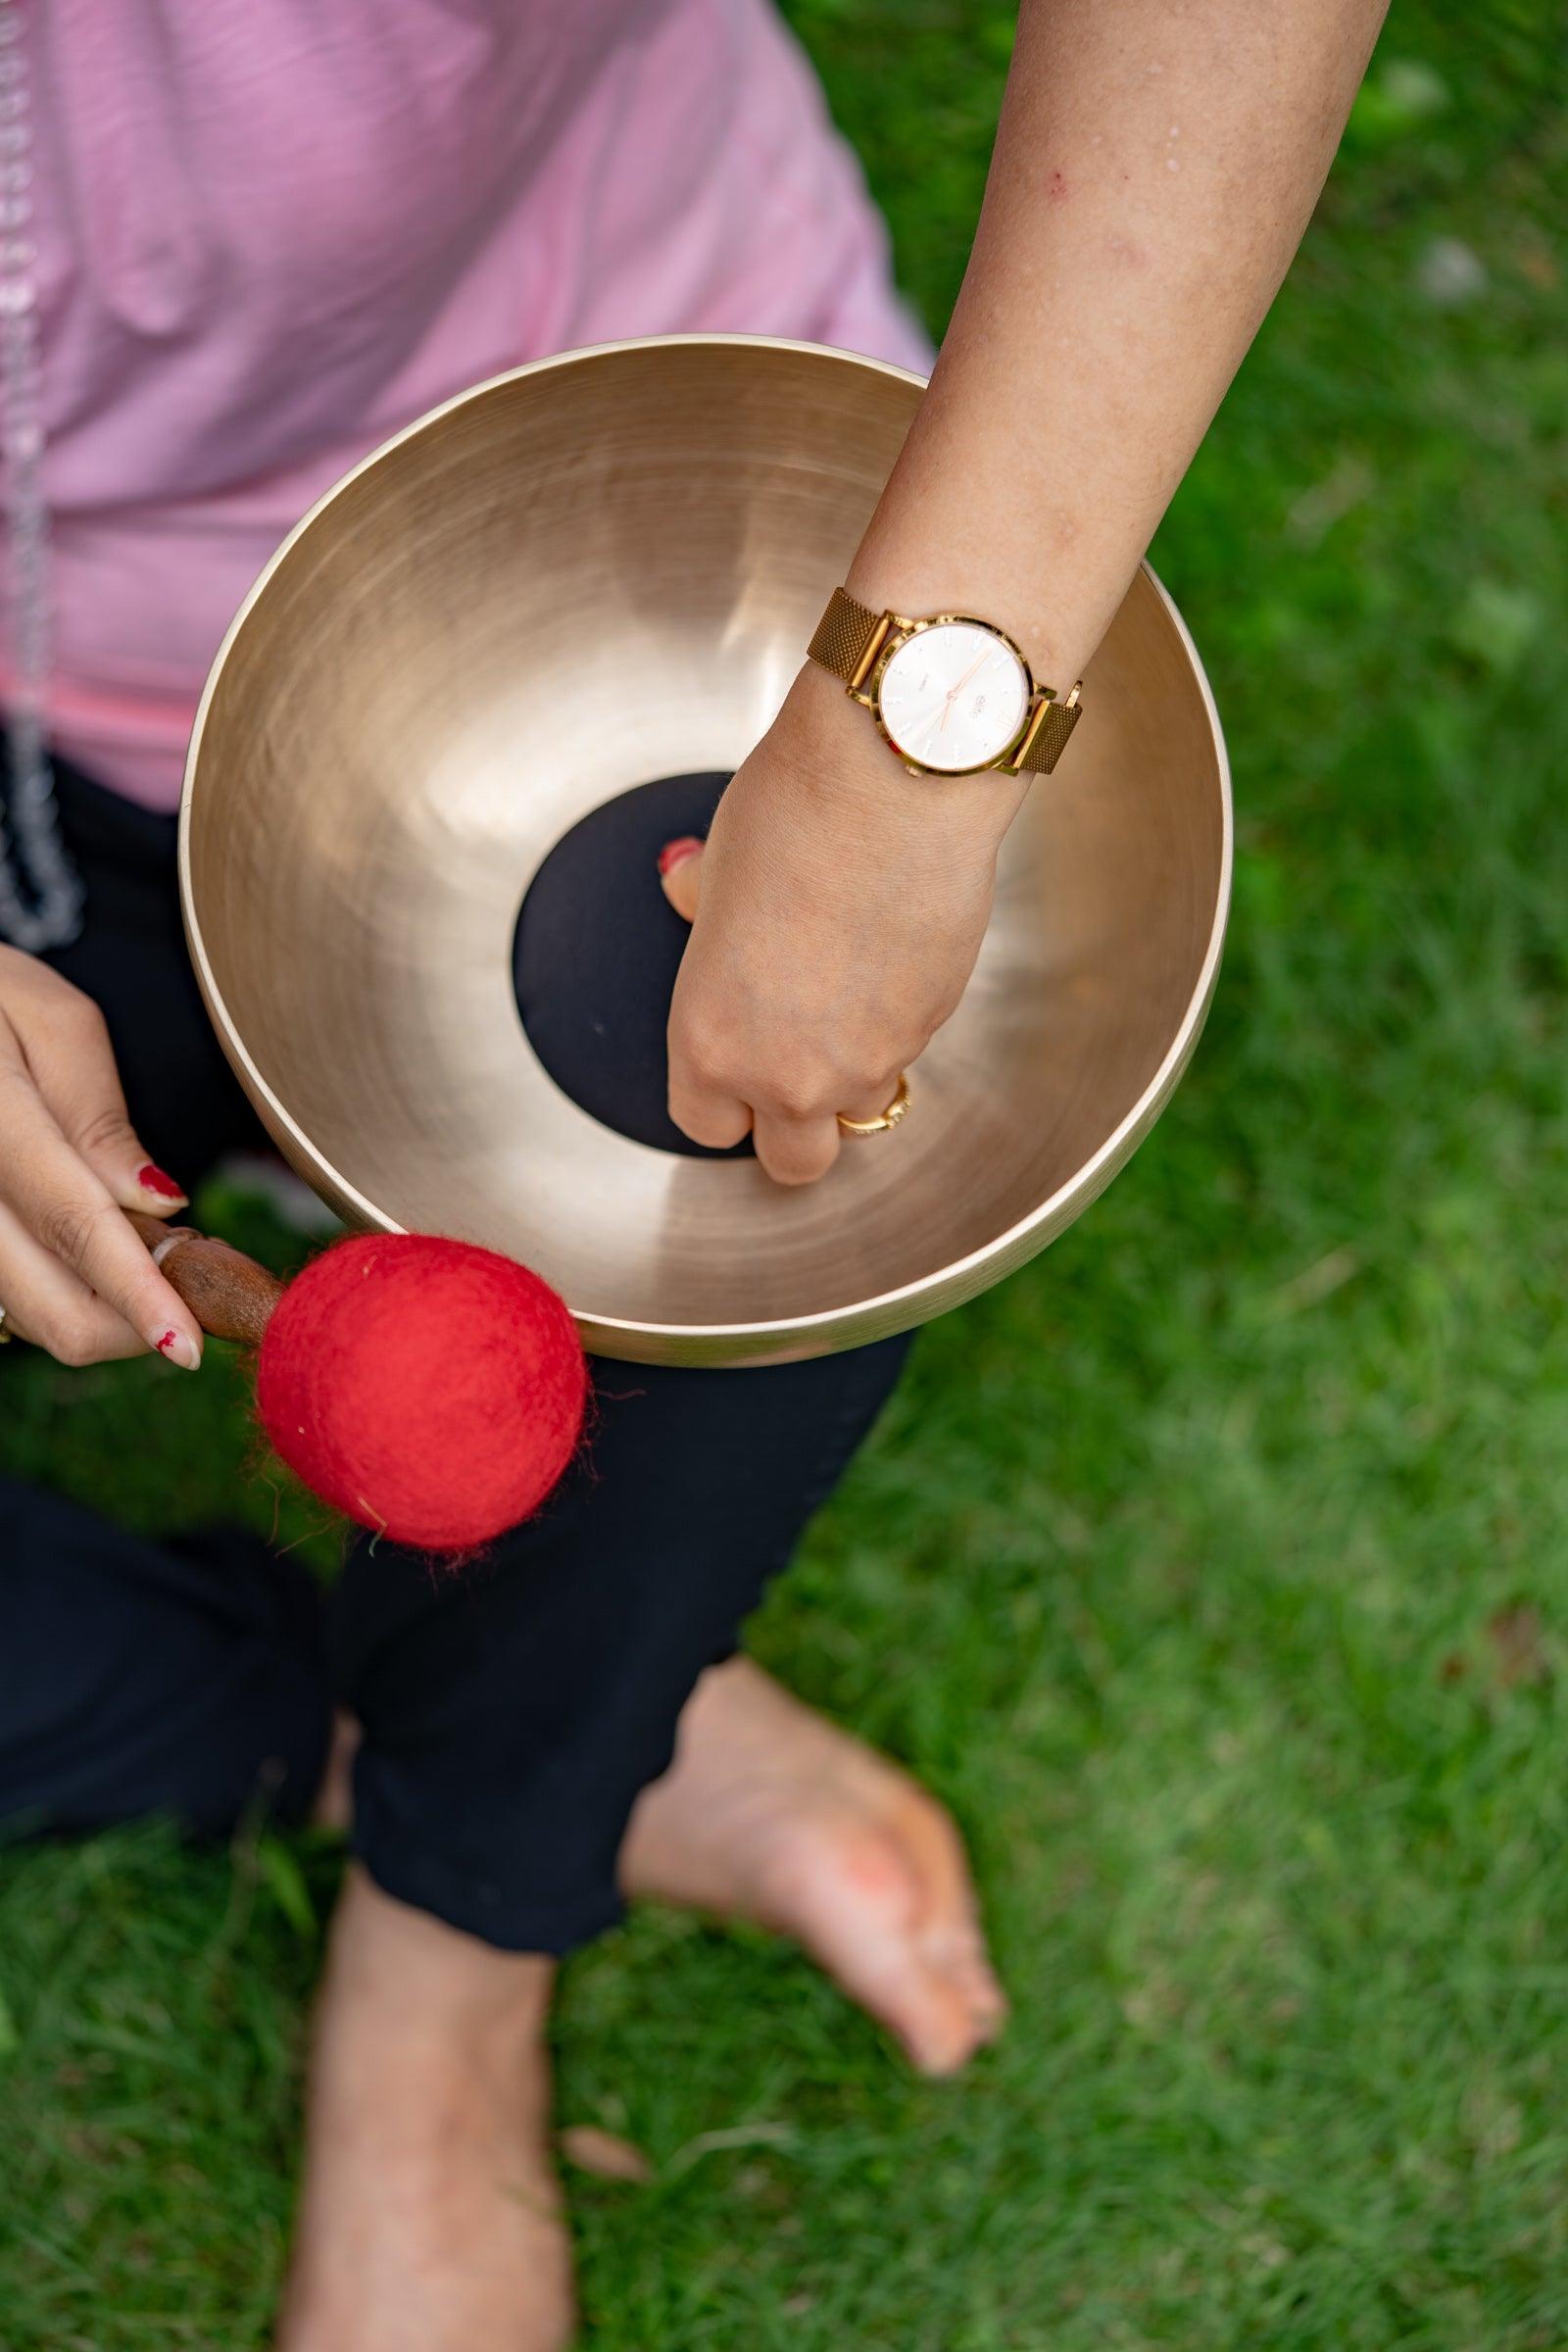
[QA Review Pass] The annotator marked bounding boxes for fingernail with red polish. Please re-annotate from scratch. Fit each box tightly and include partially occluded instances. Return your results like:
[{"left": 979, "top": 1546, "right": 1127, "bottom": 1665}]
[
  {"left": 658, "top": 836, "right": 703, "bottom": 876},
  {"left": 153, "top": 1327, "right": 201, "bottom": 1372},
  {"left": 138, "top": 1163, "right": 187, "bottom": 1202}
]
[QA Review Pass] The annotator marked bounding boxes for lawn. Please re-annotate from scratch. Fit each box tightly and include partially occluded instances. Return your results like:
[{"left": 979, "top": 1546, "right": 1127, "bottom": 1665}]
[{"left": 4, "top": 4, "right": 1567, "bottom": 2345}]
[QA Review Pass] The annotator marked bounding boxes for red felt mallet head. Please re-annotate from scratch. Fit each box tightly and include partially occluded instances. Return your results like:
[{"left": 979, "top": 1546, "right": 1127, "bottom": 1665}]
[{"left": 129, "top": 1214, "right": 587, "bottom": 1551}]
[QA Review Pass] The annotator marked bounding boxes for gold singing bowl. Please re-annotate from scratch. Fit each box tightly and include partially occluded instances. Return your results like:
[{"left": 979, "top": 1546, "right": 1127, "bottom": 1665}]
[{"left": 181, "top": 335, "right": 1230, "bottom": 1367}]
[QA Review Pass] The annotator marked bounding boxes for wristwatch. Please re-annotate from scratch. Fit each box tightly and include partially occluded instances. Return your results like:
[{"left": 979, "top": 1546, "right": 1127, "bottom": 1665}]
[{"left": 807, "top": 586, "right": 1082, "bottom": 778}]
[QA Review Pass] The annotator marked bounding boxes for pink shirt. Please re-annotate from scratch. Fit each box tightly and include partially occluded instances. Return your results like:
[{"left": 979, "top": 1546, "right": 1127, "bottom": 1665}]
[{"left": 27, "top": 0, "right": 929, "bottom": 809}]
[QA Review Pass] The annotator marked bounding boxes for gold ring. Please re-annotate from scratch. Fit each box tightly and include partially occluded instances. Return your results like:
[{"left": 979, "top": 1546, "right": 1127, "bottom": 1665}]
[
  {"left": 837, "top": 1072, "right": 911, "bottom": 1137},
  {"left": 0, "top": 1304, "right": 12, "bottom": 1346}
]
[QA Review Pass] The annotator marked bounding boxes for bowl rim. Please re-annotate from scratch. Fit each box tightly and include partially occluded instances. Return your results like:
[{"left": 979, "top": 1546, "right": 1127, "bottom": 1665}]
[{"left": 180, "top": 331, "right": 1232, "bottom": 1351}]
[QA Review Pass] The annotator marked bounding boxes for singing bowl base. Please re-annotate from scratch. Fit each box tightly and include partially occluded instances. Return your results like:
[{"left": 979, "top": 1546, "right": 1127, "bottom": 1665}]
[{"left": 182, "top": 335, "right": 1230, "bottom": 1366}]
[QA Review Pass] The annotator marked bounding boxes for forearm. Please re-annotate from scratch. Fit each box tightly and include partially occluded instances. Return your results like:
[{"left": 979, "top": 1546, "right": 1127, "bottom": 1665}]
[
  {"left": 845, "top": 0, "right": 1388, "bottom": 692},
  {"left": 670, "top": 0, "right": 1390, "bottom": 1176}
]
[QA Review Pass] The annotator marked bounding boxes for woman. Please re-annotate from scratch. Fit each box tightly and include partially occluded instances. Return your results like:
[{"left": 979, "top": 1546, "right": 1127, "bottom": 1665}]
[{"left": 0, "top": 2, "right": 1385, "bottom": 2343}]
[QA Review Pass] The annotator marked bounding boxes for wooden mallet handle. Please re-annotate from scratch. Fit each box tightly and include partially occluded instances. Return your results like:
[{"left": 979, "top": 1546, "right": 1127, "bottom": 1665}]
[{"left": 125, "top": 1209, "right": 286, "bottom": 1348}]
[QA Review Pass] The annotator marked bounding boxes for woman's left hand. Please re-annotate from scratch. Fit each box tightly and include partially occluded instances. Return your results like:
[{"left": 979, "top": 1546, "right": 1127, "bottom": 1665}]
[{"left": 663, "top": 663, "right": 1022, "bottom": 1185}]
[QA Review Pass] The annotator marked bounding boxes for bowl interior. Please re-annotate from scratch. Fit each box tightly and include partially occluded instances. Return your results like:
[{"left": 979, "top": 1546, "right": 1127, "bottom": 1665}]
[{"left": 183, "top": 337, "right": 1228, "bottom": 1362}]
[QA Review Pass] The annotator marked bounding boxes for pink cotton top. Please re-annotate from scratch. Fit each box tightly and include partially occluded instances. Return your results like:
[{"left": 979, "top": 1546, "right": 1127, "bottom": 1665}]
[{"left": 24, "top": 0, "right": 929, "bottom": 809}]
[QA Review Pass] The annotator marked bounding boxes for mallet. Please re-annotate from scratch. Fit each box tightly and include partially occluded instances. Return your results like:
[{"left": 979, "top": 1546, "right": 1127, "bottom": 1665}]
[{"left": 127, "top": 1211, "right": 588, "bottom": 1552}]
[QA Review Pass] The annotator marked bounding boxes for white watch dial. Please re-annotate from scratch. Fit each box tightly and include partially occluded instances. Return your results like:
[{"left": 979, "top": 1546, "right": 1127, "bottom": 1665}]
[{"left": 876, "top": 621, "right": 1029, "bottom": 773}]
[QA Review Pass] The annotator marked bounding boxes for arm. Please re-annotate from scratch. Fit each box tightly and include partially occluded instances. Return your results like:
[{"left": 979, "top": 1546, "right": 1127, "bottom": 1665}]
[{"left": 665, "top": 0, "right": 1389, "bottom": 1184}]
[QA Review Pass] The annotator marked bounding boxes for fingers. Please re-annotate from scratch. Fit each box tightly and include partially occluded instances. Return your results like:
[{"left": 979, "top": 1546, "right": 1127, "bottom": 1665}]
[
  {"left": 0, "top": 1042, "right": 203, "bottom": 1369},
  {"left": 665, "top": 1070, "right": 754, "bottom": 1153},
  {"left": 836, "top": 1068, "right": 908, "bottom": 1128},
  {"left": 662, "top": 838, "right": 755, "bottom": 1148},
  {"left": 0, "top": 1198, "right": 151, "bottom": 1364},
  {"left": 750, "top": 1104, "right": 842, "bottom": 1187},
  {"left": 749, "top": 1066, "right": 905, "bottom": 1187},
  {"left": 7, "top": 977, "right": 189, "bottom": 1216},
  {"left": 657, "top": 836, "right": 907, "bottom": 1186},
  {"left": 662, "top": 831, "right": 826, "bottom": 1174},
  {"left": 658, "top": 836, "right": 704, "bottom": 924}
]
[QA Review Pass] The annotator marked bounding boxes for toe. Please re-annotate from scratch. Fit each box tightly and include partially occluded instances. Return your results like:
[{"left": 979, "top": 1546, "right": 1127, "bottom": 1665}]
[
  {"left": 946, "top": 1927, "right": 1009, "bottom": 2028},
  {"left": 904, "top": 1933, "right": 1008, "bottom": 2073},
  {"left": 900, "top": 1999, "right": 989, "bottom": 2076},
  {"left": 627, "top": 1659, "right": 1007, "bottom": 2078},
  {"left": 895, "top": 1955, "right": 1004, "bottom": 2076},
  {"left": 781, "top": 1819, "right": 1004, "bottom": 2078}
]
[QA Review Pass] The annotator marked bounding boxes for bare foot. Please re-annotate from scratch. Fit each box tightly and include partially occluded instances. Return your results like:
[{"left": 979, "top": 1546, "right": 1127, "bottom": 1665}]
[
  {"left": 620, "top": 1658, "right": 1005, "bottom": 2076},
  {"left": 276, "top": 1868, "right": 574, "bottom": 2352}
]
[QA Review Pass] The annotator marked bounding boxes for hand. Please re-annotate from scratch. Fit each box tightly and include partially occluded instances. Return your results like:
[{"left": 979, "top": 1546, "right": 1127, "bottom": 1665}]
[
  {"left": 0, "top": 946, "right": 205, "bottom": 1367},
  {"left": 662, "top": 662, "right": 1023, "bottom": 1184}
]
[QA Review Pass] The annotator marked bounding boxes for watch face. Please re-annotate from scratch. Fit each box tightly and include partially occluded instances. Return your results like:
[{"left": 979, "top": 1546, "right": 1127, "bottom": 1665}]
[{"left": 876, "top": 621, "right": 1029, "bottom": 773}]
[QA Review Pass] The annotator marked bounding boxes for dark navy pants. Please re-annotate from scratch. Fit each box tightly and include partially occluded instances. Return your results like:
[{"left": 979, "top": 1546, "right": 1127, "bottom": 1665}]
[{"left": 0, "top": 764, "right": 909, "bottom": 1950}]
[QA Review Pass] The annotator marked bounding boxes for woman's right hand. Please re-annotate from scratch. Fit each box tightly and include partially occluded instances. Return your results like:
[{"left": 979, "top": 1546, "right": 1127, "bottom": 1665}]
[{"left": 0, "top": 946, "right": 205, "bottom": 1368}]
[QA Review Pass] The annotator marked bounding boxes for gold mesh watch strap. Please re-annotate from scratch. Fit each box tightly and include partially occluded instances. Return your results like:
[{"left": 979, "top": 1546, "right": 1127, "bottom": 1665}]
[
  {"left": 807, "top": 586, "right": 888, "bottom": 687},
  {"left": 808, "top": 586, "right": 1085, "bottom": 775},
  {"left": 1011, "top": 684, "right": 1083, "bottom": 775}
]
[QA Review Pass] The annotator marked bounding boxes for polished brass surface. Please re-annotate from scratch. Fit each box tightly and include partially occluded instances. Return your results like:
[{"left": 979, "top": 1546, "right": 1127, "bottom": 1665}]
[{"left": 181, "top": 334, "right": 1230, "bottom": 1368}]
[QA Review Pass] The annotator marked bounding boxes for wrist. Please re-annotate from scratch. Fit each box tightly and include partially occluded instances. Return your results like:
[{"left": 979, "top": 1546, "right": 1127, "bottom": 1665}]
[
  {"left": 841, "top": 555, "right": 1092, "bottom": 704},
  {"left": 769, "top": 659, "right": 1029, "bottom": 847},
  {"left": 786, "top": 571, "right": 1084, "bottom": 815}
]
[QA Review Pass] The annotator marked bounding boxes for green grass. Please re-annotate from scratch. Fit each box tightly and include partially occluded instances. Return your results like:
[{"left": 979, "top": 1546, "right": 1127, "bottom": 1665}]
[{"left": 4, "top": 4, "right": 1567, "bottom": 2343}]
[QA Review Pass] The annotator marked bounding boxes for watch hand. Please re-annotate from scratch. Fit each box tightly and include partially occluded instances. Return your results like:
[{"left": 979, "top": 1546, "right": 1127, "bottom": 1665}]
[
  {"left": 939, "top": 649, "right": 990, "bottom": 733},
  {"left": 907, "top": 696, "right": 950, "bottom": 741}
]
